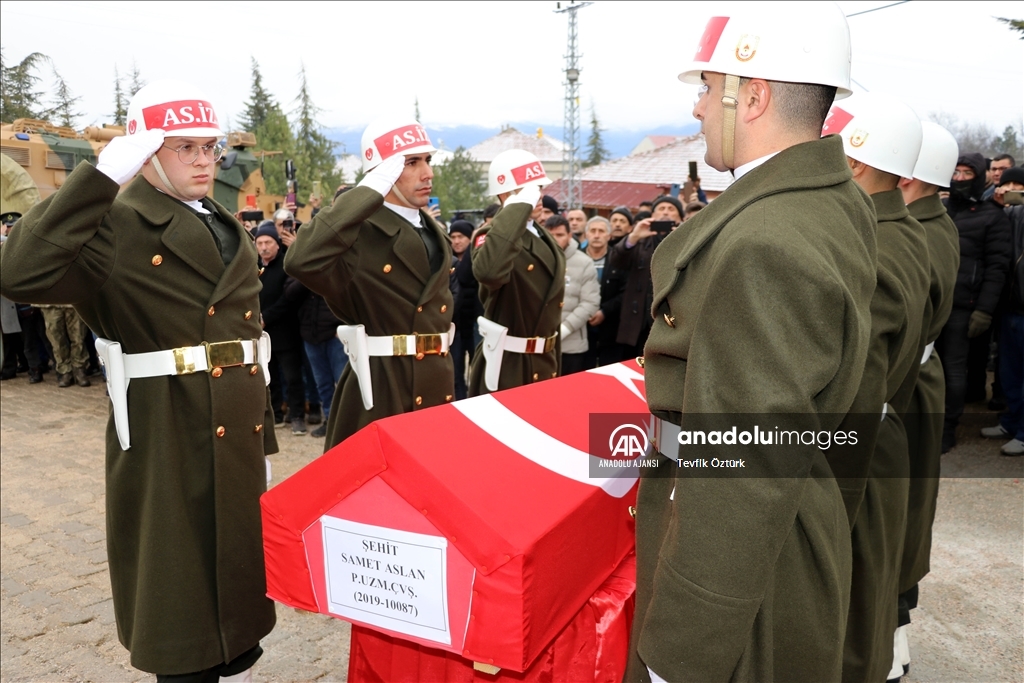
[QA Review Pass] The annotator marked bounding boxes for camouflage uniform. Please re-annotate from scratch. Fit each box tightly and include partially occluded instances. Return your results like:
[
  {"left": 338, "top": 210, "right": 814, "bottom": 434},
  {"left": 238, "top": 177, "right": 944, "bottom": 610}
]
[{"left": 38, "top": 304, "right": 90, "bottom": 375}]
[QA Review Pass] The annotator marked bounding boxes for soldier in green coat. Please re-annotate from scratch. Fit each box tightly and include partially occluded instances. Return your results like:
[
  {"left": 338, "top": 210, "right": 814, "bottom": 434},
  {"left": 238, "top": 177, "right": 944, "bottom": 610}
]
[
  {"left": 821, "top": 94, "right": 930, "bottom": 683},
  {"left": 0, "top": 81, "right": 277, "bottom": 680},
  {"left": 284, "top": 117, "right": 454, "bottom": 449},
  {"left": 469, "top": 149, "right": 565, "bottom": 396},
  {"left": 889, "top": 121, "right": 962, "bottom": 679},
  {"left": 626, "top": 7, "right": 877, "bottom": 682}
]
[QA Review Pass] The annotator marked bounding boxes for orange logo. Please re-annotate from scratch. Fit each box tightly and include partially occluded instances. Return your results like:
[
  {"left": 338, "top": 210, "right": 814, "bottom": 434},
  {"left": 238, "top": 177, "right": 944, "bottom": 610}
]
[{"left": 849, "top": 129, "right": 869, "bottom": 148}]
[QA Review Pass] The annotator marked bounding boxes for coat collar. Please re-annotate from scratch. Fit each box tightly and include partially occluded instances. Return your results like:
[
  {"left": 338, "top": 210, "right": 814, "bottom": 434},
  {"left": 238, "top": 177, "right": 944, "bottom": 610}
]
[
  {"left": 907, "top": 192, "right": 947, "bottom": 223},
  {"left": 870, "top": 188, "right": 910, "bottom": 223}
]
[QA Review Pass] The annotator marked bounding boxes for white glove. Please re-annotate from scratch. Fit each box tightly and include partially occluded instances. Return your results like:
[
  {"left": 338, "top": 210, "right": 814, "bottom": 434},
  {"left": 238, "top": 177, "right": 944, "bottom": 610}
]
[
  {"left": 505, "top": 183, "right": 542, "bottom": 208},
  {"left": 358, "top": 153, "right": 406, "bottom": 197},
  {"left": 95, "top": 129, "right": 165, "bottom": 185},
  {"left": 560, "top": 323, "right": 571, "bottom": 339}
]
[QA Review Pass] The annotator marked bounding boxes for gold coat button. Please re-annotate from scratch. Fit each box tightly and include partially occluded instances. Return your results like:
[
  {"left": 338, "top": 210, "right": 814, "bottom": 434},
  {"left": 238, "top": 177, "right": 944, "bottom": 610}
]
[
  {"left": 249, "top": 365, "right": 259, "bottom": 375},
  {"left": 415, "top": 396, "right": 423, "bottom": 406},
  {"left": 151, "top": 254, "right": 163, "bottom": 266},
  {"left": 551, "top": 372, "right": 557, "bottom": 378},
  {"left": 636, "top": 356, "right": 645, "bottom": 368},
  {"left": 440, "top": 305, "right": 447, "bottom": 313},
  {"left": 383, "top": 264, "right": 392, "bottom": 273},
  {"left": 259, "top": 267, "right": 265, "bottom": 276},
  {"left": 445, "top": 395, "right": 453, "bottom": 402},
  {"left": 207, "top": 306, "right": 216, "bottom": 317},
  {"left": 244, "top": 310, "right": 253, "bottom": 320},
  {"left": 532, "top": 373, "right": 539, "bottom": 381},
  {"left": 216, "top": 426, "right": 226, "bottom": 437},
  {"left": 415, "top": 352, "right": 425, "bottom": 360},
  {"left": 663, "top": 313, "right": 675, "bottom": 328},
  {"left": 211, "top": 367, "right": 223, "bottom": 378},
  {"left": 527, "top": 264, "right": 535, "bottom": 271},
  {"left": 254, "top": 424, "right": 263, "bottom": 433},
  {"left": 559, "top": 301, "right": 564, "bottom": 308},
  {"left": 417, "top": 306, "right": 423, "bottom": 313},
  {"left": 450, "top": 267, "right": 456, "bottom": 274},
  {"left": 628, "top": 506, "right": 637, "bottom": 519}
]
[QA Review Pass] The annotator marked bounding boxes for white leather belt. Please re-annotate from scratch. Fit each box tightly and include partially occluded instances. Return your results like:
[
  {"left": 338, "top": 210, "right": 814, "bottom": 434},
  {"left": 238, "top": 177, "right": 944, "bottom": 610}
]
[
  {"left": 123, "top": 339, "right": 263, "bottom": 378},
  {"left": 95, "top": 334, "right": 272, "bottom": 451},
  {"left": 920, "top": 341, "right": 934, "bottom": 365},
  {"left": 654, "top": 417, "right": 680, "bottom": 461},
  {"left": 337, "top": 324, "right": 456, "bottom": 411},
  {"left": 477, "top": 316, "right": 558, "bottom": 392}
]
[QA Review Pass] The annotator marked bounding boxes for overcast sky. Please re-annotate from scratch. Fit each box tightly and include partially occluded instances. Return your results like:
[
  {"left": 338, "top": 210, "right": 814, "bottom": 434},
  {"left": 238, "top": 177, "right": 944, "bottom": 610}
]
[{"left": 2, "top": 1, "right": 1021, "bottom": 139}]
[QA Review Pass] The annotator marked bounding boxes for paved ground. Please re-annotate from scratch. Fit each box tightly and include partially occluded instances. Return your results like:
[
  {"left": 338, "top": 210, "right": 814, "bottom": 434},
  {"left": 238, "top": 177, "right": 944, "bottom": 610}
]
[{"left": 1, "top": 373, "right": 1021, "bottom": 682}]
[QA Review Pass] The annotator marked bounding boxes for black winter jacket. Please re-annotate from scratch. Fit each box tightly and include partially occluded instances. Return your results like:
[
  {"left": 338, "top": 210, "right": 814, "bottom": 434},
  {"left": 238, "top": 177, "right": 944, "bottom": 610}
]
[
  {"left": 258, "top": 253, "right": 303, "bottom": 351},
  {"left": 945, "top": 153, "right": 1012, "bottom": 313}
]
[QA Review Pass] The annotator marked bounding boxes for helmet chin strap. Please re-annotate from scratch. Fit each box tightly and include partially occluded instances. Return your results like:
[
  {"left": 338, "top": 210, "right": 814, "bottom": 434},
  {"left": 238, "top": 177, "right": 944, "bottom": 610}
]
[
  {"left": 150, "top": 155, "right": 189, "bottom": 200},
  {"left": 721, "top": 74, "right": 741, "bottom": 170},
  {"left": 389, "top": 184, "right": 417, "bottom": 209}
]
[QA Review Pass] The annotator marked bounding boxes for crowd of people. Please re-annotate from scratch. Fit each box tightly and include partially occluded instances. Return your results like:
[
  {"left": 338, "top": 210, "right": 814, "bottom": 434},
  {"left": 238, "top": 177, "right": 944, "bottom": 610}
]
[{"left": 1, "top": 3, "right": 1022, "bottom": 680}]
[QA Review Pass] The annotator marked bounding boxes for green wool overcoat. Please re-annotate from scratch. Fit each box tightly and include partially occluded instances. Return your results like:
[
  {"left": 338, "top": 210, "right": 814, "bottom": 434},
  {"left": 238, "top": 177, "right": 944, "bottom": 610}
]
[
  {"left": 625, "top": 136, "right": 877, "bottom": 683},
  {"left": 836, "top": 189, "right": 930, "bottom": 683},
  {"left": 0, "top": 163, "right": 277, "bottom": 675},
  {"left": 468, "top": 202, "right": 565, "bottom": 395},
  {"left": 897, "top": 193, "right": 960, "bottom": 592},
  {"left": 283, "top": 186, "right": 454, "bottom": 449}
]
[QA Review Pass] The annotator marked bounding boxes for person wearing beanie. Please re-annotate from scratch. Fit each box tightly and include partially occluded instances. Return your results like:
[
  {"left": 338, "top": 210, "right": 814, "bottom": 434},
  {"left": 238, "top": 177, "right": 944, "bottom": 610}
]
[
  {"left": 609, "top": 206, "right": 633, "bottom": 240},
  {"left": 981, "top": 167, "right": 1024, "bottom": 456},
  {"left": 937, "top": 154, "right": 1012, "bottom": 452},
  {"left": 607, "top": 194, "right": 683, "bottom": 358},
  {"left": 540, "top": 194, "right": 560, "bottom": 224},
  {"left": 449, "top": 219, "right": 482, "bottom": 400}
]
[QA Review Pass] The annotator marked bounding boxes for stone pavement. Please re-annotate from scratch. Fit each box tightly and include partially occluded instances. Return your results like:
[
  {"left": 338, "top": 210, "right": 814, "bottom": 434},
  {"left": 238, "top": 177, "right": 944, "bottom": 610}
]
[{"left": 1, "top": 373, "right": 1021, "bottom": 682}]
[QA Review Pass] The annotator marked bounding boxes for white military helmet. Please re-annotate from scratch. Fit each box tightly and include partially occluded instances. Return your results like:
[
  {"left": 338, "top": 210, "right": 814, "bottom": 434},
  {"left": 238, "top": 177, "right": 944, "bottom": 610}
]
[
  {"left": 361, "top": 117, "right": 436, "bottom": 172},
  {"left": 823, "top": 92, "right": 922, "bottom": 179},
  {"left": 911, "top": 121, "right": 959, "bottom": 187},
  {"left": 126, "top": 79, "right": 224, "bottom": 139},
  {"left": 487, "top": 149, "right": 553, "bottom": 196},
  {"left": 678, "top": 3, "right": 852, "bottom": 96}
]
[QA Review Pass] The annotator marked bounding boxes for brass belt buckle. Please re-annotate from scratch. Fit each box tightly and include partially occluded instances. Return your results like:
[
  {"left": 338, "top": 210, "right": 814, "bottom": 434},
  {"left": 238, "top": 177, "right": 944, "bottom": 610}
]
[
  {"left": 544, "top": 334, "right": 556, "bottom": 353},
  {"left": 416, "top": 334, "right": 443, "bottom": 356},
  {"left": 204, "top": 340, "right": 246, "bottom": 370},
  {"left": 393, "top": 334, "right": 410, "bottom": 356},
  {"left": 172, "top": 346, "right": 197, "bottom": 375}
]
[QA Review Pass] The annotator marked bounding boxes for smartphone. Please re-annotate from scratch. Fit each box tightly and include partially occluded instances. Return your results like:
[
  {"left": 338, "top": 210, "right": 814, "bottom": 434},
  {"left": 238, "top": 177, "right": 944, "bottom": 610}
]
[
  {"left": 241, "top": 210, "right": 264, "bottom": 222},
  {"left": 245, "top": 194, "right": 257, "bottom": 207},
  {"left": 669, "top": 183, "right": 681, "bottom": 198},
  {"left": 282, "top": 219, "right": 295, "bottom": 231},
  {"left": 651, "top": 220, "right": 675, "bottom": 235},
  {"left": 688, "top": 161, "right": 698, "bottom": 182},
  {"left": 286, "top": 192, "right": 296, "bottom": 206},
  {"left": 311, "top": 181, "right": 322, "bottom": 201},
  {"left": 1003, "top": 190, "right": 1024, "bottom": 206},
  {"left": 428, "top": 197, "right": 440, "bottom": 211}
]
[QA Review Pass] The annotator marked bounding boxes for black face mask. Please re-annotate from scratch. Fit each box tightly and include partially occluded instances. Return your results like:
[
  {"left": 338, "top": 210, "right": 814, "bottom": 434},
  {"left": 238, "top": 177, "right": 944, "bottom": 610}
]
[{"left": 950, "top": 179, "right": 974, "bottom": 201}]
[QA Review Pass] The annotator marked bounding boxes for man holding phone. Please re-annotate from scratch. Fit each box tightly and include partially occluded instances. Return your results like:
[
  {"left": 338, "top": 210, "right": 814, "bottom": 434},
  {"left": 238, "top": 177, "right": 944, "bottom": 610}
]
[
  {"left": 284, "top": 116, "right": 454, "bottom": 449},
  {"left": 273, "top": 208, "right": 297, "bottom": 248},
  {"left": 607, "top": 195, "right": 683, "bottom": 358}
]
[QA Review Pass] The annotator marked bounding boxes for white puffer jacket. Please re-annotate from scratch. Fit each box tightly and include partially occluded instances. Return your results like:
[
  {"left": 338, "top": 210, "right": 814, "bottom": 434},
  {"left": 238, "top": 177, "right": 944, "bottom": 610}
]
[{"left": 560, "top": 239, "right": 601, "bottom": 354}]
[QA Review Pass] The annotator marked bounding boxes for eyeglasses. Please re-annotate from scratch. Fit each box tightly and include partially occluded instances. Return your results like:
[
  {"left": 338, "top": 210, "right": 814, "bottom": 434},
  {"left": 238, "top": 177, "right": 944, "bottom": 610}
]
[{"left": 163, "top": 142, "right": 224, "bottom": 164}]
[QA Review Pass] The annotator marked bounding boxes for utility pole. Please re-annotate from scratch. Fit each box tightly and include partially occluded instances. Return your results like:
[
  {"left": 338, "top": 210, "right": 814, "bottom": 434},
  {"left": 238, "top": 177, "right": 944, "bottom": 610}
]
[{"left": 555, "top": 1, "right": 591, "bottom": 211}]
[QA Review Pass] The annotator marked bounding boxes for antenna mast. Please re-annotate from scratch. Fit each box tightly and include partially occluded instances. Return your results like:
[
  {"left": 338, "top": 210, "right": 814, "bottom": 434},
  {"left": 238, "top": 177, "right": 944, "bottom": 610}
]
[{"left": 555, "top": 1, "right": 592, "bottom": 211}]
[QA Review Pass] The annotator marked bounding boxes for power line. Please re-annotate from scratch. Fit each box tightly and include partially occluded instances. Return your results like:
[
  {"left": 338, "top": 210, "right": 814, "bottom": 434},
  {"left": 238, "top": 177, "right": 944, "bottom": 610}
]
[{"left": 846, "top": 1, "right": 910, "bottom": 18}]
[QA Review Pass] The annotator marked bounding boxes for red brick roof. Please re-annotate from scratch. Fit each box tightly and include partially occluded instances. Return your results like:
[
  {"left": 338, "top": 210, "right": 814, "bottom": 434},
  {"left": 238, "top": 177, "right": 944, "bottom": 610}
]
[{"left": 545, "top": 179, "right": 671, "bottom": 212}]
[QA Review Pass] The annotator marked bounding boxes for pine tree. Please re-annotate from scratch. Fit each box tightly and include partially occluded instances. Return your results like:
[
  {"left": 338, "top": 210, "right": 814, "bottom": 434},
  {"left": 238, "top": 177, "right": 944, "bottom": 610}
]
[
  {"left": 112, "top": 66, "right": 128, "bottom": 126},
  {"left": 290, "top": 64, "right": 342, "bottom": 201},
  {"left": 49, "top": 66, "right": 81, "bottom": 128},
  {"left": 996, "top": 17, "right": 1024, "bottom": 39},
  {"left": 583, "top": 104, "right": 610, "bottom": 167},
  {"left": 239, "top": 58, "right": 295, "bottom": 194},
  {"left": 430, "top": 147, "right": 489, "bottom": 221},
  {"left": 128, "top": 59, "right": 146, "bottom": 96},
  {"left": 1, "top": 50, "right": 50, "bottom": 121}
]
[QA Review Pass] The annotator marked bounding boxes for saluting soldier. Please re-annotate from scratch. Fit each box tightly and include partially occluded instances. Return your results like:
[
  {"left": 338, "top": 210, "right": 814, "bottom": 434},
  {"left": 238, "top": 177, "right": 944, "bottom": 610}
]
[
  {"left": 284, "top": 117, "right": 454, "bottom": 448},
  {"left": 0, "top": 80, "right": 277, "bottom": 681},
  {"left": 626, "top": 6, "right": 877, "bottom": 683},
  {"left": 889, "top": 121, "right": 961, "bottom": 680},
  {"left": 468, "top": 149, "right": 565, "bottom": 395},
  {"left": 820, "top": 93, "right": 930, "bottom": 683}
]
